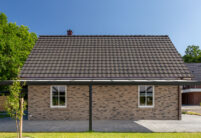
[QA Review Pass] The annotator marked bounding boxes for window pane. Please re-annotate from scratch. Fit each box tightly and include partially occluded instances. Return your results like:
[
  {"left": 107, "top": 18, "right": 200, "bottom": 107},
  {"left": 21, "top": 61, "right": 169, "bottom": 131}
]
[
  {"left": 147, "top": 96, "right": 153, "bottom": 106},
  {"left": 59, "top": 86, "right": 65, "bottom": 92},
  {"left": 140, "top": 86, "right": 146, "bottom": 106},
  {"left": 140, "top": 96, "right": 146, "bottom": 106},
  {"left": 147, "top": 91, "right": 152, "bottom": 97},
  {"left": 140, "top": 86, "right": 145, "bottom": 92},
  {"left": 52, "top": 86, "right": 59, "bottom": 96},
  {"left": 59, "top": 86, "right": 65, "bottom": 96},
  {"left": 59, "top": 96, "right": 65, "bottom": 106},
  {"left": 52, "top": 96, "right": 58, "bottom": 106},
  {"left": 146, "top": 86, "right": 152, "bottom": 92},
  {"left": 146, "top": 86, "right": 153, "bottom": 106}
]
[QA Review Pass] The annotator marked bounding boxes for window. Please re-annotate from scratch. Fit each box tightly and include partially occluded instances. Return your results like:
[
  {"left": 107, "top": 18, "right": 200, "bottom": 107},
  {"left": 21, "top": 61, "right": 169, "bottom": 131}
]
[
  {"left": 138, "top": 85, "right": 154, "bottom": 107},
  {"left": 50, "top": 86, "right": 67, "bottom": 108}
]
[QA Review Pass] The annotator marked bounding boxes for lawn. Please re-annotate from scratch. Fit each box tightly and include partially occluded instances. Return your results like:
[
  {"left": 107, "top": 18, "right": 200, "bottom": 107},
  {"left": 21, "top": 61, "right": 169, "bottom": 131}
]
[
  {"left": 182, "top": 111, "right": 201, "bottom": 116},
  {"left": 0, "top": 133, "right": 201, "bottom": 138}
]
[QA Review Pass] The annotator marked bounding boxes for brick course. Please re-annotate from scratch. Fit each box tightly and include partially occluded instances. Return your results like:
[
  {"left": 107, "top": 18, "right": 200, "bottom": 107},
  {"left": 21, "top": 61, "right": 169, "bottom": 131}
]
[{"left": 28, "top": 85, "right": 180, "bottom": 120}]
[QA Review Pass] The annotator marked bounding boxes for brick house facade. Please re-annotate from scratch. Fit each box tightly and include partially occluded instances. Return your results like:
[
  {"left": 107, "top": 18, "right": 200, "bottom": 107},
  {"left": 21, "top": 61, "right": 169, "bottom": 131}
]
[
  {"left": 28, "top": 85, "right": 181, "bottom": 120},
  {"left": 20, "top": 34, "right": 192, "bottom": 121}
]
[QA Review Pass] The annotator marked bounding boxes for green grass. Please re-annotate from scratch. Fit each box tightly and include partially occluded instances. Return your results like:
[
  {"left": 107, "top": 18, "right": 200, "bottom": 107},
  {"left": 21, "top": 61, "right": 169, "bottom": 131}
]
[
  {"left": 182, "top": 111, "right": 201, "bottom": 116},
  {"left": 0, "top": 133, "right": 201, "bottom": 138}
]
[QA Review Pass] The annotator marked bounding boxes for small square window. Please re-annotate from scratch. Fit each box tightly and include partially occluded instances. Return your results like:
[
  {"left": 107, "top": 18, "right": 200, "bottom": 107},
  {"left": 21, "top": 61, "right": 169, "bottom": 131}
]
[
  {"left": 51, "top": 86, "right": 67, "bottom": 108},
  {"left": 139, "top": 86, "right": 154, "bottom": 107}
]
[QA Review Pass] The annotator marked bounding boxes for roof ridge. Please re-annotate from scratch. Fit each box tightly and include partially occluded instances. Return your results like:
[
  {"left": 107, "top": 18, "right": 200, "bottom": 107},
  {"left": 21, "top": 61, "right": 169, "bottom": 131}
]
[{"left": 39, "top": 35, "right": 169, "bottom": 37}]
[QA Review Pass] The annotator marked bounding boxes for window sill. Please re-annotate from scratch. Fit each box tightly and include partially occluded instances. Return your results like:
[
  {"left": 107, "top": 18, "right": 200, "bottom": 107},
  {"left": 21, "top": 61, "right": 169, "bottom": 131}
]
[
  {"left": 50, "top": 106, "right": 67, "bottom": 109},
  {"left": 138, "top": 106, "right": 154, "bottom": 108}
]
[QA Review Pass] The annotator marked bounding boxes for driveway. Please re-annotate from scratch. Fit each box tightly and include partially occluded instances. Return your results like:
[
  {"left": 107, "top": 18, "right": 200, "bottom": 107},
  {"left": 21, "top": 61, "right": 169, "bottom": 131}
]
[
  {"left": 182, "top": 105, "right": 201, "bottom": 114},
  {"left": 135, "top": 114, "right": 201, "bottom": 132},
  {"left": 0, "top": 115, "right": 201, "bottom": 132}
]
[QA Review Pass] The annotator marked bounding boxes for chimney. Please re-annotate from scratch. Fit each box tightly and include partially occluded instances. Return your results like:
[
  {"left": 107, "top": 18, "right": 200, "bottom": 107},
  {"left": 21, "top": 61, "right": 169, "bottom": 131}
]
[{"left": 67, "top": 29, "right": 73, "bottom": 36}]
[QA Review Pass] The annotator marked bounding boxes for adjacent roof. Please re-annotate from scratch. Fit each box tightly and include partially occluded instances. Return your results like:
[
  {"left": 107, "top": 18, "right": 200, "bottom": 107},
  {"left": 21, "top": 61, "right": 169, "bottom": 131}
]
[
  {"left": 185, "top": 63, "right": 201, "bottom": 81},
  {"left": 20, "top": 35, "right": 192, "bottom": 80}
]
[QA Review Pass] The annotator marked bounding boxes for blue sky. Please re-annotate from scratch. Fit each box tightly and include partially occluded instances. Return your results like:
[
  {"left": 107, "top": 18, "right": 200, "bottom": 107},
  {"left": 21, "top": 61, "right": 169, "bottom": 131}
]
[{"left": 1, "top": 0, "right": 201, "bottom": 55}]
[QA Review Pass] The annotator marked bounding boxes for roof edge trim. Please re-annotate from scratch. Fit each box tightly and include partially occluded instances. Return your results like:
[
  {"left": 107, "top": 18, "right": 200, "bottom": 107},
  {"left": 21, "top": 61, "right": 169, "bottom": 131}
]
[
  {"left": 38, "top": 35, "right": 169, "bottom": 37},
  {"left": 0, "top": 80, "right": 200, "bottom": 86}
]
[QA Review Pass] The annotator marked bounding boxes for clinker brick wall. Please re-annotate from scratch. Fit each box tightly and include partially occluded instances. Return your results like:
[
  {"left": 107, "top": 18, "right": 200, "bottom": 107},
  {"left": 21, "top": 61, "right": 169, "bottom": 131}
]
[
  {"left": 28, "top": 85, "right": 89, "bottom": 120},
  {"left": 28, "top": 85, "right": 180, "bottom": 120},
  {"left": 93, "top": 85, "right": 179, "bottom": 120}
]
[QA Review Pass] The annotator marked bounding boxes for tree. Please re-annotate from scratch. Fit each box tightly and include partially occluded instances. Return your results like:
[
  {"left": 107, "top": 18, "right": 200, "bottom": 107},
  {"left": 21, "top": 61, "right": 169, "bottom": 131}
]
[
  {"left": 0, "top": 12, "right": 37, "bottom": 90},
  {"left": 0, "top": 12, "right": 7, "bottom": 25},
  {"left": 183, "top": 45, "right": 201, "bottom": 63},
  {"left": 6, "top": 76, "right": 26, "bottom": 138}
]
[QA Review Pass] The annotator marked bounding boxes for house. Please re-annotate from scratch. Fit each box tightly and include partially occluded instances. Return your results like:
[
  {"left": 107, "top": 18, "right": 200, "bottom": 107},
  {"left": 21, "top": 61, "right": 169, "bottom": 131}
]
[
  {"left": 20, "top": 31, "right": 192, "bottom": 121},
  {"left": 182, "top": 63, "right": 201, "bottom": 105}
]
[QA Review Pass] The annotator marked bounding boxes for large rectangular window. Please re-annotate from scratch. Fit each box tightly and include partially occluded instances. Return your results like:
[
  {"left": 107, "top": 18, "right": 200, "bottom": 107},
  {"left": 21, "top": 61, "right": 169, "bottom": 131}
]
[
  {"left": 138, "top": 85, "right": 154, "bottom": 107},
  {"left": 50, "top": 86, "right": 67, "bottom": 108}
]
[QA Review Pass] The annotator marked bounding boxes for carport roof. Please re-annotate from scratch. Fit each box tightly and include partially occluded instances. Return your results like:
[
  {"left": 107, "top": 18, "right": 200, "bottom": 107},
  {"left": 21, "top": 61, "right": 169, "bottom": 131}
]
[{"left": 185, "top": 63, "right": 201, "bottom": 81}]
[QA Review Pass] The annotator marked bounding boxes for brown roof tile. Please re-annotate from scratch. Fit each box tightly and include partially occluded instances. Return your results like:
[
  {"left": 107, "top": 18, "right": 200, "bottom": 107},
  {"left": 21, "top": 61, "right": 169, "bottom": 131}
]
[{"left": 20, "top": 35, "right": 192, "bottom": 80}]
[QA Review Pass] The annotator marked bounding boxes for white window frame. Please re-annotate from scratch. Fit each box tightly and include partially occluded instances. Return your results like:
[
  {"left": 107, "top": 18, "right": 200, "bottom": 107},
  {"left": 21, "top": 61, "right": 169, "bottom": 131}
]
[
  {"left": 50, "top": 85, "right": 67, "bottom": 108},
  {"left": 138, "top": 85, "right": 154, "bottom": 108}
]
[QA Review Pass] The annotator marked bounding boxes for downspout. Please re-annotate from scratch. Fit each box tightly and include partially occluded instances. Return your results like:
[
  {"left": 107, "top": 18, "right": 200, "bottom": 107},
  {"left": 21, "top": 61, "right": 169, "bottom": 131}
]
[
  {"left": 89, "top": 84, "right": 92, "bottom": 131},
  {"left": 178, "top": 85, "right": 181, "bottom": 120}
]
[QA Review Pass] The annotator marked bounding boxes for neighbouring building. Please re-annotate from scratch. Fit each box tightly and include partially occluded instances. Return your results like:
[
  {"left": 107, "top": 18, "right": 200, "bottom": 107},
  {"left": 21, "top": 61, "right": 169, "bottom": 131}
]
[
  {"left": 0, "top": 96, "right": 7, "bottom": 112},
  {"left": 20, "top": 31, "right": 192, "bottom": 120},
  {"left": 182, "top": 63, "right": 201, "bottom": 105}
]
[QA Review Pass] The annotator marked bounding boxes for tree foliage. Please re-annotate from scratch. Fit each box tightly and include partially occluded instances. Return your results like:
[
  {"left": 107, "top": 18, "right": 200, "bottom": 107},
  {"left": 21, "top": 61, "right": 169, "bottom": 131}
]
[
  {"left": 6, "top": 77, "right": 26, "bottom": 119},
  {"left": 183, "top": 45, "right": 201, "bottom": 63},
  {"left": 6, "top": 76, "right": 26, "bottom": 138},
  {"left": 0, "top": 12, "right": 37, "bottom": 82}
]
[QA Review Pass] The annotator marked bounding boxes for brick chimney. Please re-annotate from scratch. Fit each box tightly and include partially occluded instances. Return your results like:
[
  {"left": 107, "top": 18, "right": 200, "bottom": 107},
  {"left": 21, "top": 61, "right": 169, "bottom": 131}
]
[{"left": 67, "top": 29, "right": 73, "bottom": 36}]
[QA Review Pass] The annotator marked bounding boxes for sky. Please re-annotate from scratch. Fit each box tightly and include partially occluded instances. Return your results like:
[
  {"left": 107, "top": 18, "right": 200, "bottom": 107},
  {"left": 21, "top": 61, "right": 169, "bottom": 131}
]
[{"left": 1, "top": 0, "right": 201, "bottom": 55}]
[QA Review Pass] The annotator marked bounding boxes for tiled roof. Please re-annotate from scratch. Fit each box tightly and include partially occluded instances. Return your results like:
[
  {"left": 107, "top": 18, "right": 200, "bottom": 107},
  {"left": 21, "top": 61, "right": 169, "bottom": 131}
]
[
  {"left": 185, "top": 63, "right": 201, "bottom": 81},
  {"left": 20, "top": 35, "right": 192, "bottom": 80}
]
